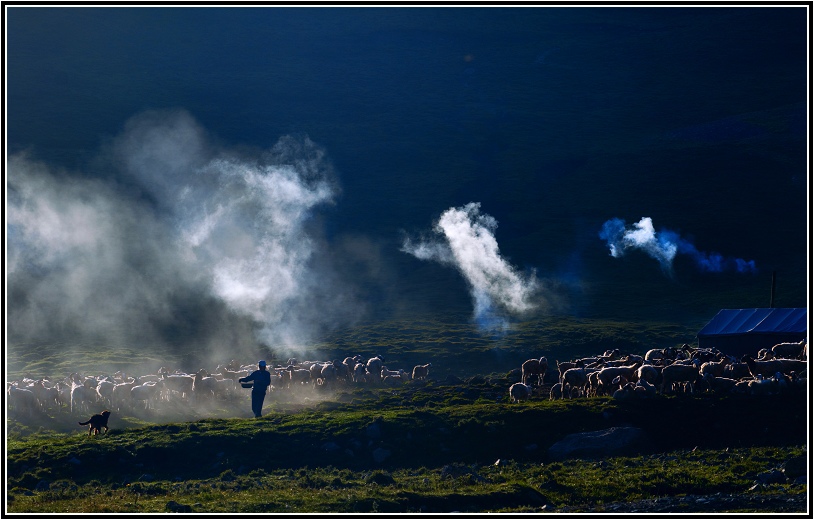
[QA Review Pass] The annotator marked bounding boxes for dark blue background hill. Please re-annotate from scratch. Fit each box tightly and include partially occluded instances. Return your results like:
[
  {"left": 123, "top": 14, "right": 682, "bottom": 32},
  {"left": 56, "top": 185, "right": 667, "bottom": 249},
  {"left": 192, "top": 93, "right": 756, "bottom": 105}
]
[{"left": 6, "top": 6, "right": 808, "bottom": 352}]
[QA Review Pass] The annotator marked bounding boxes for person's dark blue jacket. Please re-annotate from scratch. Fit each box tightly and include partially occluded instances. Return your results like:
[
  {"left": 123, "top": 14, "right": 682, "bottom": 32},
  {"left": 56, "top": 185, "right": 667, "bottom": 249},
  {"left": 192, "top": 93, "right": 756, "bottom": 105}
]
[{"left": 241, "top": 369, "right": 271, "bottom": 394}]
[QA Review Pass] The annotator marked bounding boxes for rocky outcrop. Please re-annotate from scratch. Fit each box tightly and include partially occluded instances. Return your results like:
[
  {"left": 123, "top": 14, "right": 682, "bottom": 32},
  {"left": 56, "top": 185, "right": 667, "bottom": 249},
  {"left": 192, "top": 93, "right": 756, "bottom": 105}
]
[{"left": 547, "top": 426, "right": 650, "bottom": 461}]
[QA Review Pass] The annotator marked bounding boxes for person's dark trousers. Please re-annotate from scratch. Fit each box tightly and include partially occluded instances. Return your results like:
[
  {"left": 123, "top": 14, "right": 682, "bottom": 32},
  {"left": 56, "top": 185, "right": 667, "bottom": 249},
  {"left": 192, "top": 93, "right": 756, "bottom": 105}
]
[{"left": 251, "top": 390, "right": 265, "bottom": 417}]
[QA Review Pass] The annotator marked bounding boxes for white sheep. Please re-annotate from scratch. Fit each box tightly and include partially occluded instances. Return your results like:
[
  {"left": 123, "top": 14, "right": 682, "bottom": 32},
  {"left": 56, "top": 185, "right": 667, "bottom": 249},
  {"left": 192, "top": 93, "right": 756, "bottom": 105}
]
[
  {"left": 112, "top": 377, "right": 140, "bottom": 409},
  {"left": 509, "top": 383, "right": 533, "bottom": 403},
  {"left": 8, "top": 384, "right": 39, "bottom": 418},
  {"left": 561, "top": 367, "right": 588, "bottom": 398},
  {"left": 596, "top": 363, "right": 641, "bottom": 396},
  {"left": 699, "top": 359, "right": 727, "bottom": 378},
  {"left": 96, "top": 380, "right": 115, "bottom": 407},
  {"left": 771, "top": 341, "right": 806, "bottom": 360},
  {"left": 383, "top": 374, "right": 406, "bottom": 386},
  {"left": 366, "top": 356, "right": 384, "bottom": 382},
  {"left": 701, "top": 373, "right": 738, "bottom": 394},
  {"left": 549, "top": 382, "right": 563, "bottom": 400},
  {"left": 131, "top": 381, "right": 163, "bottom": 410},
  {"left": 634, "top": 378, "right": 657, "bottom": 398},
  {"left": 318, "top": 363, "right": 338, "bottom": 387},
  {"left": 161, "top": 373, "right": 194, "bottom": 401},
  {"left": 521, "top": 357, "right": 548, "bottom": 386},
  {"left": 659, "top": 362, "right": 701, "bottom": 395},
  {"left": 286, "top": 366, "right": 311, "bottom": 387},
  {"left": 742, "top": 356, "right": 807, "bottom": 379},
  {"left": 193, "top": 370, "right": 218, "bottom": 401},
  {"left": 70, "top": 383, "right": 97, "bottom": 414},
  {"left": 411, "top": 363, "right": 432, "bottom": 381},
  {"left": 380, "top": 366, "right": 404, "bottom": 380},
  {"left": 636, "top": 364, "right": 660, "bottom": 385},
  {"left": 352, "top": 363, "right": 367, "bottom": 384}
]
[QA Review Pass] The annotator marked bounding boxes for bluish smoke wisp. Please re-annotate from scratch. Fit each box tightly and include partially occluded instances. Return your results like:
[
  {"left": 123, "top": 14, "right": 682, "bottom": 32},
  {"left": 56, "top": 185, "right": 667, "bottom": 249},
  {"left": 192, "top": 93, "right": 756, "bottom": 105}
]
[{"left": 600, "top": 217, "right": 757, "bottom": 275}]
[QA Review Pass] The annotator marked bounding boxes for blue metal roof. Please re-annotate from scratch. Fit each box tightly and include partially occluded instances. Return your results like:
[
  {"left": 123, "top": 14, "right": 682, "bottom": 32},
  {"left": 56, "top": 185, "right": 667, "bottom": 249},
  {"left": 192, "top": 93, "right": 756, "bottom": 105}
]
[{"left": 698, "top": 308, "right": 807, "bottom": 336}]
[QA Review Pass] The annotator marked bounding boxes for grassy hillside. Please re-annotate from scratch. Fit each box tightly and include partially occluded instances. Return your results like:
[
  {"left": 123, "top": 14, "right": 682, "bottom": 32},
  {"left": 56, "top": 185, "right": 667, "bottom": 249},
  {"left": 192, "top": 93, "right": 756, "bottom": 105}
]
[
  {"left": 5, "top": 314, "right": 808, "bottom": 513},
  {"left": 6, "top": 382, "right": 808, "bottom": 513}
]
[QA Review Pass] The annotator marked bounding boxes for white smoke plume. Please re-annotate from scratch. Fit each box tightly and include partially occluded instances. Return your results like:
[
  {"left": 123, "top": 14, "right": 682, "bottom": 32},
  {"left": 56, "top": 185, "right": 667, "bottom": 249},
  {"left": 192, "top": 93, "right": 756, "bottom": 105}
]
[
  {"left": 401, "top": 202, "right": 540, "bottom": 331},
  {"left": 7, "top": 109, "right": 361, "bottom": 363},
  {"left": 599, "top": 216, "right": 758, "bottom": 275}
]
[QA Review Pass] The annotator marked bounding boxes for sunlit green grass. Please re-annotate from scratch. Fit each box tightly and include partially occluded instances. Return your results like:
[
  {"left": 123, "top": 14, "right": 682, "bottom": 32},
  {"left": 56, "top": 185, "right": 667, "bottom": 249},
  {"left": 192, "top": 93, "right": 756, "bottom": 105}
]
[{"left": 8, "top": 445, "right": 806, "bottom": 513}]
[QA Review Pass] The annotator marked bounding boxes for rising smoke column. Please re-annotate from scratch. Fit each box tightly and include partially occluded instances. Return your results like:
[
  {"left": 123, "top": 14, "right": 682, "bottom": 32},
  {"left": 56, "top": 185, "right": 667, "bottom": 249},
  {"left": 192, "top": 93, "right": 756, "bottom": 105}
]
[
  {"left": 401, "top": 202, "right": 540, "bottom": 331},
  {"left": 599, "top": 217, "right": 757, "bottom": 275},
  {"left": 7, "top": 109, "right": 359, "bottom": 357}
]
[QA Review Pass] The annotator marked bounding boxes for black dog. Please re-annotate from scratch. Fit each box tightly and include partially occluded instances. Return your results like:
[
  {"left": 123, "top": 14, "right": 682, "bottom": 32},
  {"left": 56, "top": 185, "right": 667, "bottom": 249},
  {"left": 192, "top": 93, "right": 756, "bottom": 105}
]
[{"left": 78, "top": 410, "right": 111, "bottom": 436}]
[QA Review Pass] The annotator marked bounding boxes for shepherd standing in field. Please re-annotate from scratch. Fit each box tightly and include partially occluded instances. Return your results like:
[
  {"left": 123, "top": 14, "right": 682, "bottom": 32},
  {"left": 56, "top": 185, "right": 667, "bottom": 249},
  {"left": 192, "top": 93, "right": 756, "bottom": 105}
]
[{"left": 239, "top": 360, "right": 272, "bottom": 418}]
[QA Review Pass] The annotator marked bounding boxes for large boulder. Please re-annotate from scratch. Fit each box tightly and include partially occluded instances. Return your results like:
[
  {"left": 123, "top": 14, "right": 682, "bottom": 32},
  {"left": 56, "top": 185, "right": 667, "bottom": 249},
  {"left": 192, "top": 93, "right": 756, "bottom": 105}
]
[{"left": 547, "top": 427, "right": 650, "bottom": 461}]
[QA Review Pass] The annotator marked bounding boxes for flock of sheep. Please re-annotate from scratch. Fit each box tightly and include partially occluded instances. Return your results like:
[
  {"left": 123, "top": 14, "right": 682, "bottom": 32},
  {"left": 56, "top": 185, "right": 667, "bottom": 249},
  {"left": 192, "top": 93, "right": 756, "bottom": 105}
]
[
  {"left": 7, "top": 340, "right": 808, "bottom": 423},
  {"left": 6, "top": 355, "right": 433, "bottom": 421},
  {"left": 508, "top": 340, "right": 808, "bottom": 403}
]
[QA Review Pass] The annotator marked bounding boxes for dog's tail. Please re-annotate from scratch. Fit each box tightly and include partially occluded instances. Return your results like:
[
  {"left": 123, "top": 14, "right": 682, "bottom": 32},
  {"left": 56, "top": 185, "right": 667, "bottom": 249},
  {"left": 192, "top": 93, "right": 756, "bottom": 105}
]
[{"left": 78, "top": 420, "right": 90, "bottom": 425}]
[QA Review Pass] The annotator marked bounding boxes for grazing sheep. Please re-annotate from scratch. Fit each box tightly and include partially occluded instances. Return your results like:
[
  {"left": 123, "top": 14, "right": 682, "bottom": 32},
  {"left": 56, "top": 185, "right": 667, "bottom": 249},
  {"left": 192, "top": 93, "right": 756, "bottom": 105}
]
[
  {"left": 71, "top": 383, "right": 97, "bottom": 414},
  {"left": 549, "top": 382, "right": 563, "bottom": 400},
  {"left": 637, "top": 364, "right": 660, "bottom": 385},
  {"left": 352, "top": 363, "right": 367, "bottom": 384},
  {"left": 213, "top": 378, "right": 235, "bottom": 398},
  {"left": 748, "top": 376, "right": 774, "bottom": 396},
  {"left": 702, "top": 373, "right": 738, "bottom": 394},
  {"left": 286, "top": 366, "right": 311, "bottom": 387},
  {"left": 193, "top": 370, "right": 219, "bottom": 401},
  {"left": 161, "top": 373, "right": 194, "bottom": 402},
  {"left": 509, "top": 383, "right": 533, "bottom": 403},
  {"left": 383, "top": 374, "right": 406, "bottom": 386},
  {"left": 659, "top": 363, "right": 701, "bottom": 395},
  {"left": 771, "top": 341, "right": 806, "bottom": 360},
  {"left": 8, "top": 384, "right": 39, "bottom": 418},
  {"left": 366, "top": 356, "right": 385, "bottom": 383},
  {"left": 723, "top": 362, "right": 751, "bottom": 380},
  {"left": 131, "top": 381, "right": 164, "bottom": 410},
  {"left": 411, "top": 363, "right": 432, "bottom": 381},
  {"left": 112, "top": 377, "right": 140, "bottom": 409},
  {"left": 556, "top": 360, "right": 583, "bottom": 384},
  {"left": 380, "top": 367, "right": 405, "bottom": 381},
  {"left": 742, "top": 356, "right": 807, "bottom": 379},
  {"left": 613, "top": 382, "right": 636, "bottom": 400},
  {"left": 521, "top": 357, "right": 548, "bottom": 386},
  {"left": 318, "top": 363, "right": 338, "bottom": 387},
  {"left": 634, "top": 378, "right": 657, "bottom": 398},
  {"left": 699, "top": 359, "right": 727, "bottom": 378},
  {"left": 95, "top": 380, "right": 115, "bottom": 407},
  {"left": 644, "top": 348, "right": 666, "bottom": 362},
  {"left": 596, "top": 363, "right": 641, "bottom": 396},
  {"left": 561, "top": 367, "right": 588, "bottom": 398}
]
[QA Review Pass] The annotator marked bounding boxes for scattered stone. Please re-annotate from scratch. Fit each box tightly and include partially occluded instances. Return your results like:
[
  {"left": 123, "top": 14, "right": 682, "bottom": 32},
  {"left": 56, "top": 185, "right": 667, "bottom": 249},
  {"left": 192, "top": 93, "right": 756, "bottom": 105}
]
[
  {"left": 68, "top": 457, "right": 81, "bottom": 465},
  {"left": 35, "top": 480, "right": 50, "bottom": 491},
  {"left": 165, "top": 500, "right": 193, "bottom": 513},
  {"left": 321, "top": 441, "right": 340, "bottom": 452},
  {"left": 365, "top": 471, "right": 396, "bottom": 486},
  {"left": 547, "top": 427, "right": 650, "bottom": 461},
  {"left": 372, "top": 447, "right": 391, "bottom": 464},
  {"left": 755, "top": 469, "right": 786, "bottom": 485},
  {"left": 366, "top": 421, "right": 382, "bottom": 440},
  {"left": 782, "top": 454, "right": 807, "bottom": 479}
]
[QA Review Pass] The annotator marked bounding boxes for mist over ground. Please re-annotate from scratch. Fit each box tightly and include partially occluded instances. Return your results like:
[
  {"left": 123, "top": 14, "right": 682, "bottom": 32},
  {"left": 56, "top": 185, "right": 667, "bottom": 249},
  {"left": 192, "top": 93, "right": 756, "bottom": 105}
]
[{"left": 8, "top": 110, "right": 373, "bottom": 363}]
